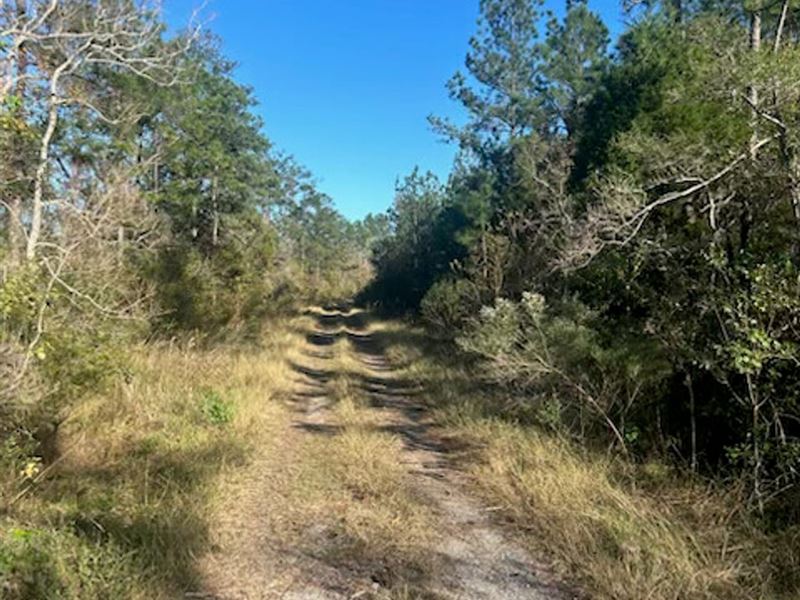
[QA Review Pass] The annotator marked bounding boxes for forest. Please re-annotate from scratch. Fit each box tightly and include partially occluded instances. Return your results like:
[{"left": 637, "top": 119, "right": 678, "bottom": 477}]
[
  {"left": 0, "top": 0, "right": 378, "bottom": 457},
  {"left": 1, "top": 0, "right": 800, "bottom": 599}
]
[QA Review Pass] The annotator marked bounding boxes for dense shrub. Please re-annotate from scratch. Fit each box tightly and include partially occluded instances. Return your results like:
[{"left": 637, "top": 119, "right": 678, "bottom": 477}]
[
  {"left": 0, "top": 526, "right": 145, "bottom": 600},
  {"left": 420, "top": 277, "right": 480, "bottom": 336},
  {"left": 458, "top": 293, "right": 671, "bottom": 452},
  {"left": 0, "top": 265, "right": 131, "bottom": 467}
]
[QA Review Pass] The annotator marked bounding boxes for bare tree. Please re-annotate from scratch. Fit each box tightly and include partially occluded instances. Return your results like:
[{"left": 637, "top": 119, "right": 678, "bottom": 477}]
[{"left": 0, "top": 0, "right": 197, "bottom": 261}]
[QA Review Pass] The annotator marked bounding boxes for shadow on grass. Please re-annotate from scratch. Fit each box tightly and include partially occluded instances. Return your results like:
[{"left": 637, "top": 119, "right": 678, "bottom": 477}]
[
  {"left": 306, "top": 531, "right": 447, "bottom": 599},
  {"left": 37, "top": 436, "right": 247, "bottom": 597},
  {"left": 290, "top": 361, "right": 334, "bottom": 384},
  {"left": 303, "top": 306, "right": 372, "bottom": 332}
]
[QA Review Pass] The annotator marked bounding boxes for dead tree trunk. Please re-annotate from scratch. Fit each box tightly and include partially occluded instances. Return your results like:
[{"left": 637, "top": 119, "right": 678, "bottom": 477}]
[
  {"left": 748, "top": 6, "right": 761, "bottom": 160},
  {"left": 6, "top": 0, "right": 28, "bottom": 266}
]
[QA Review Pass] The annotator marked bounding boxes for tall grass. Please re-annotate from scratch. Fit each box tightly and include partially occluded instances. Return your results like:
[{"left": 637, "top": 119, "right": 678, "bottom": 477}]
[
  {"left": 0, "top": 323, "right": 298, "bottom": 598},
  {"left": 5, "top": 309, "right": 794, "bottom": 599},
  {"left": 443, "top": 413, "right": 762, "bottom": 599}
]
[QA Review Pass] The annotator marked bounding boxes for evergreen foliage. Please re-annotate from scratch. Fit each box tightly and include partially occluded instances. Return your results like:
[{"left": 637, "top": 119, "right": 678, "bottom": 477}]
[{"left": 367, "top": 0, "right": 800, "bottom": 520}]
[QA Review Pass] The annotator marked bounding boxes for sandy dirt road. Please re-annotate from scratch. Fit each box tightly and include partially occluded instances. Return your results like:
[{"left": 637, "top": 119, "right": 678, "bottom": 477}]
[{"left": 196, "top": 307, "right": 571, "bottom": 600}]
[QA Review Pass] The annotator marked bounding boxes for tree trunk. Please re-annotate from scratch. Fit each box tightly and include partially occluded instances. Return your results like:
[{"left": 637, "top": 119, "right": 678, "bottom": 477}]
[
  {"left": 27, "top": 77, "right": 61, "bottom": 261},
  {"left": 191, "top": 200, "right": 198, "bottom": 239},
  {"left": 27, "top": 46, "right": 77, "bottom": 262},
  {"left": 774, "top": 0, "right": 789, "bottom": 52},
  {"left": 7, "top": 0, "right": 27, "bottom": 266},
  {"left": 748, "top": 6, "right": 761, "bottom": 160},
  {"left": 752, "top": 399, "right": 763, "bottom": 514},
  {"left": 117, "top": 225, "right": 125, "bottom": 261},
  {"left": 685, "top": 371, "right": 697, "bottom": 472},
  {"left": 481, "top": 224, "right": 489, "bottom": 295},
  {"left": 789, "top": 154, "right": 800, "bottom": 223},
  {"left": 746, "top": 373, "right": 765, "bottom": 514},
  {"left": 211, "top": 173, "right": 219, "bottom": 247},
  {"left": 770, "top": 4, "right": 800, "bottom": 225}
]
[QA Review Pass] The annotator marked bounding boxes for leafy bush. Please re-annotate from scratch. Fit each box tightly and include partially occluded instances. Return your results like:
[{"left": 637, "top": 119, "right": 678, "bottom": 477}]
[
  {"left": 0, "top": 528, "right": 65, "bottom": 599},
  {"left": 0, "top": 526, "right": 143, "bottom": 599},
  {"left": 146, "top": 234, "right": 298, "bottom": 339},
  {"left": 0, "top": 268, "right": 46, "bottom": 423},
  {"left": 458, "top": 292, "right": 670, "bottom": 453},
  {"left": 0, "top": 266, "right": 128, "bottom": 466},
  {"left": 420, "top": 277, "right": 480, "bottom": 335}
]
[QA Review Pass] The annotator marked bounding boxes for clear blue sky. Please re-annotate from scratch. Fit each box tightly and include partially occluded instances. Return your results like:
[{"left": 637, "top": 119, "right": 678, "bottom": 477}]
[{"left": 164, "top": 1, "right": 624, "bottom": 220}]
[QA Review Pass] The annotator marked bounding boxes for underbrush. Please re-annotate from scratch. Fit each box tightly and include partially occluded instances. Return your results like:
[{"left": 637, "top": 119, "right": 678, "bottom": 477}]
[
  {"left": 0, "top": 323, "right": 297, "bottom": 599},
  {"left": 444, "top": 413, "right": 769, "bottom": 599},
  {"left": 375, "top": 319, "right": 800, "bottom": 600}
]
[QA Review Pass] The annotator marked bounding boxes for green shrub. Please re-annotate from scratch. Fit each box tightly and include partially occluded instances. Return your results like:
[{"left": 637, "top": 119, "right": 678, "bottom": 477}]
[
  {"left": 420, "top": 277, "right": 480, "bottom": 336},
  {"left": 0, "top": 266, "right": 128, "bottom": 460},
  {"left": 0, "top": 527, "right": 65, "bottom": 599},
  {"left": 146, "top": 236, "right": 292, "bottom": 338},
  {"left": 0, "top": 524, "right": 150, "bottom": 599},
  {"left": 458, "top": 293, "right": 671, "bottom": 453}
]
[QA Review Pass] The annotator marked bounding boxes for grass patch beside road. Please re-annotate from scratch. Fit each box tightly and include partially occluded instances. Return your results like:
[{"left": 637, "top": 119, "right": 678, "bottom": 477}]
[{"left": 0, "top": 323, "right": 298, "bottom": 599}]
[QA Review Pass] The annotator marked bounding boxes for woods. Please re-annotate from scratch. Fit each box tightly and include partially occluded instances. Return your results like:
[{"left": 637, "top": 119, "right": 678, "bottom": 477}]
[
  {"left": 361, "top": 0, "right": 800, "bottom": 591},
  {"left": 366, "top": 0, "right": 800, "bottom": 509},
  {"left": 2, "top": 0, "right": 800, "bottom": 598},
  {"left": 0, "top": 0, "right": 372, "bottom": 443},
  {"left": 0, "top": 5, "right": 372, "bottom": 594}
]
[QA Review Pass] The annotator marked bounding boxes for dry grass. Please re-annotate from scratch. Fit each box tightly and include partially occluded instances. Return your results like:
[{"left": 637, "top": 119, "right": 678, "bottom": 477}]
[
  {"left": 7, "top": 308, "right": 789, "bottom": 599},
  {"left": 372, "top": 318, "right": 794, "bottom": 600},
  {"left": 193, "top": 311, "right": 442, "bottom": 598},
  {"left": 0, "top": 322, "right": 300, "bottom": 599},
  {"left": 446, "top": 415, "right": 757, "bottom": 599},
  {"left": 267, "top": 329, "right": 439, "bottom": 592}
]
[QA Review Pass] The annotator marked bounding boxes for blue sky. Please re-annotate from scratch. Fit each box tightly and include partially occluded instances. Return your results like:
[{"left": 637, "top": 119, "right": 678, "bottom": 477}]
[{"left": 164, "top": 1, "right": 624, "bottom": 220}]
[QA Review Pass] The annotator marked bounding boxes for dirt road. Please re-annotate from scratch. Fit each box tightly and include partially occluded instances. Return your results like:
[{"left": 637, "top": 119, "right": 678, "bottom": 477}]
[{"left": 197, "top": 307, "right": 570, "bottom": 599}]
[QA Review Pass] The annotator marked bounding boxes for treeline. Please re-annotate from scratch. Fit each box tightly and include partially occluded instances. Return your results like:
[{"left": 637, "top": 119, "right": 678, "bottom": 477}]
[
  {"left": 0, "top": 2, "right": 370, "bottom": 477},
  {"left": 362, "top": 0, "right": 800, "bottom": 520}
]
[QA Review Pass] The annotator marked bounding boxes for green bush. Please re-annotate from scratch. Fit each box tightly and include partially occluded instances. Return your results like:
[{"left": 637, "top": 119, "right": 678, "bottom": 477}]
[
  {"left": 458, "top": 293, "right": 671, "bottom": 453},
  {"left": 0, "top": 528, "right": 65, "bottom": 599},
  {"left": 420, "top": 277, "right": 480, "bottom": 336},
  {"left": 0, "top": 267, "right": 127, "bottom": 463},
  {"left": 0, "top": 525, "right": 147, "bottom": 599},
  {"left": 146, "top": 234, "right": 287, "bottom": 338}
]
